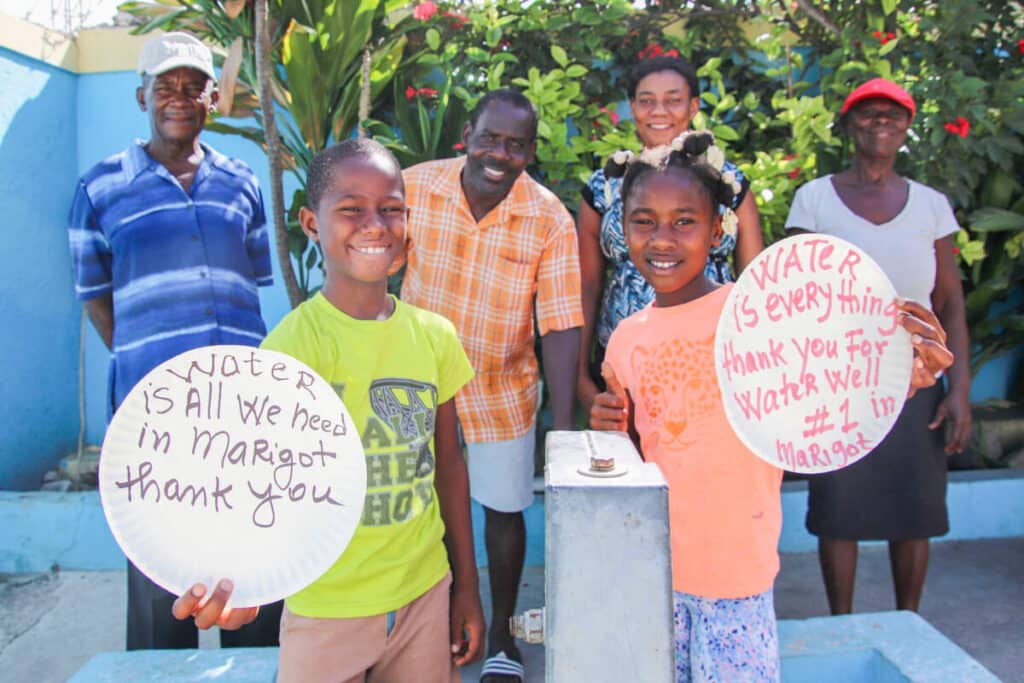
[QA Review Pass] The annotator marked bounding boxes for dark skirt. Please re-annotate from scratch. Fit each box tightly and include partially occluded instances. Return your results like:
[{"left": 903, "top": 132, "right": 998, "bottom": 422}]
[{"left": 806, "top": 383, "right": 949, "bottom": 540}]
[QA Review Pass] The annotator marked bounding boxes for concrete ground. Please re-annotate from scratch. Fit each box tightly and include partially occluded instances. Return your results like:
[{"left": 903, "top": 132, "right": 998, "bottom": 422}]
[{"left": 1, "top": 538, "right": 1020, "bottom": 683}]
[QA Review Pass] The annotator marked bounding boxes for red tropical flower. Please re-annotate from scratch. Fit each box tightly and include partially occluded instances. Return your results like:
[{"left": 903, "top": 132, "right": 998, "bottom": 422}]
[
  {"left": 953, "top": 246, "right": 961, "bottom": 255},
  {"left": 412, "top": 1, "right": 437, "bottom": 21},
  {"left": 783, "top": 153, "right": 801, "bottom": 179},
  {"left": 887, "top": 32, "right": 896, "bottom": 39},
  {"left": 418, "top": 87, "right": 439, "bottom": 98},
  {"left": 405, "top": 86, "right": 417, "bottom": 101},
  {"left": 452, "top": 142, "right": 465, "bottom": 151},
  {"left": 639, "top": 43, "right": 666, "bottom": 59},
  {"left": 442, "top": 11, "right": 467, "bottom": 29},
  {"left": 665, "top": 48, "right": 680, "bottom": 57},
  {"left": 873, "top": 30, "right": 882, "bottom": 38},
  {"left": 944, "top": 117, "right": 970, "bottom": 138},
  {"left": 1018, "top": 39, "right": 1024, "bottom": 55},
  {"left": 598, "top": 105, "right": 620, "bottom": 127}
]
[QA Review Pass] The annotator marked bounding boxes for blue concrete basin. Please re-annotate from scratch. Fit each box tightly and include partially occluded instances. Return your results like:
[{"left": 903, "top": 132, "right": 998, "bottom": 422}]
[
  {"left": 70, "top": 611, "right": 999, "bottom": 682},
  {"left": 783, "top": 649, "right": 909, "bottom": 682}
]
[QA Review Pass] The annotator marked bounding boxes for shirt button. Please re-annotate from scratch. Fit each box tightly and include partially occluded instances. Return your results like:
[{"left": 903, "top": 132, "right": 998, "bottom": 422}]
[
  {"left": 199, "top": 271, "right": 207, "bottom": 278},
  {"left": 205, "top": 308, "right": 213, "bottom": 316}
]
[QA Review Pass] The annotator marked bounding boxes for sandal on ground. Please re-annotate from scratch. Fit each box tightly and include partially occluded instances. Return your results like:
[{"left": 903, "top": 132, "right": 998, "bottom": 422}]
[{"left": 479, "top": 650, "right": 525, "bottom": 682}]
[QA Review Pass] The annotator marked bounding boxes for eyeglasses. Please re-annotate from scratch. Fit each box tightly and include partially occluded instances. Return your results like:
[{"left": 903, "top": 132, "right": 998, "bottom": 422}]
[{"left": 632, "top": 96, "right": 693, "bottom": 113}]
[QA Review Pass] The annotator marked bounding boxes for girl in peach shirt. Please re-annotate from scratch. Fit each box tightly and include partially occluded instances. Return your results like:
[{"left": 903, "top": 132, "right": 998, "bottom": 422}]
[{"left": 590, "top": 131, "right": 953, "bottom": 682}]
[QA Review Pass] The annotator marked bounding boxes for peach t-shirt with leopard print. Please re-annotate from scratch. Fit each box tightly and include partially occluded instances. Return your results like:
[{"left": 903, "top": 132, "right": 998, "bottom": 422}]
[{"left": 605, "top": 284, "right": 783, "bottom": 599}]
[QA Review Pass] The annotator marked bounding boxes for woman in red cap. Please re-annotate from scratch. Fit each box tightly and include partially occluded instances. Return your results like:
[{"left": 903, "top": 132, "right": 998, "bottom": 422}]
[{"left": 785, "top": 78, "right": 972, "bottom": 615}]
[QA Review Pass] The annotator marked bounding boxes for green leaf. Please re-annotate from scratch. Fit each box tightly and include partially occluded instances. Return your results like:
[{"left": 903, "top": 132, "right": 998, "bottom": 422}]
[
  {"left": 878, "top": 38, "right": 899, "bottom": 56},
  {"left": 712, "top": 124, "right": 740, "bottom": 142},
  {"left": 550, "top": 45, "right": 569, "bottom": 68},
  {"left": 881, "top": 0, "right": 897, "bottom": 15},
  {"left": 425, "top": 28, "right": 440, "bottom": 51},
  {"left": 488, "top": 61, "right": 506, "bottom": 91},
  {"left": 485, "top": 26, "right": 502, "bottom": 48},
  {"left": 566, "top": 64, "right": 587, "bottom": 78},
  {"left": 959, "top": 240, "right": 986, "bottom": 266},
  {"left": 969, "top": 208, "right": 1024, "bottom": 232}
]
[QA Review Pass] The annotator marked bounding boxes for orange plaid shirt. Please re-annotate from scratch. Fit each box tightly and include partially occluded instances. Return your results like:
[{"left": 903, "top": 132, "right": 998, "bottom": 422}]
[{"left": 401, "top": 157, "right": 583, "bottom": 443}]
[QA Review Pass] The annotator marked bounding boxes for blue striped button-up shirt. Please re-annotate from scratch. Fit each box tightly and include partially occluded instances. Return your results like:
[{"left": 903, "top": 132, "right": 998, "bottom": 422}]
[{"left": 68, "top": 140, "right": 273, "bottom": 416}]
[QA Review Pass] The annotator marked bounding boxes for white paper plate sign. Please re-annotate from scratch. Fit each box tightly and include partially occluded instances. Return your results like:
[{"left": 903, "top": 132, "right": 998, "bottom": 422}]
[
  {"left": 715, "top": 235, "right": 913, "bottom": 474},
  {"left": 99, "top": 346, "right": 367, "bottom": 607}
]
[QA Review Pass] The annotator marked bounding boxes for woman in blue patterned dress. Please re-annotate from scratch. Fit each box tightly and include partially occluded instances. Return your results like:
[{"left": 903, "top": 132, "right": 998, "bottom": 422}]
[{"left": 576, "top": 55, "right": 765, "bottom": 414}]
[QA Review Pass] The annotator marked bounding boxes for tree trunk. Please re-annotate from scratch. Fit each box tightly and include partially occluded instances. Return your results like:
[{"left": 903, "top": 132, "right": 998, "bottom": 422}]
[
  {"left": 358, "top": 46, "right": 371, "bottom": 138},
  {"left": 255, "top": 0, "right": 303, "bottom": 308}
]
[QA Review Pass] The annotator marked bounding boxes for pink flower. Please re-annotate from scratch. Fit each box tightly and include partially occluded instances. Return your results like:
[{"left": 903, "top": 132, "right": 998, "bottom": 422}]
[
  {"left": 452, "top": 142, "right": 465, "bottom": 151},
  {"left": 412, "top": 2, "right": 437, "bottom": 21}
]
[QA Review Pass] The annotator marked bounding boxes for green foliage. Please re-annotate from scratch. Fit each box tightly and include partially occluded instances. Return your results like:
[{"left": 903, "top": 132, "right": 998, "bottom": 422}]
[
  {"left": 363, "top": 70, "right": 469, "bottom": 168},
  {"left": 624, "top": 0, "right": 1024, "bottom": 377},
  {"left": 123, "top": 0, "right": 1024, "bottom": 378}
]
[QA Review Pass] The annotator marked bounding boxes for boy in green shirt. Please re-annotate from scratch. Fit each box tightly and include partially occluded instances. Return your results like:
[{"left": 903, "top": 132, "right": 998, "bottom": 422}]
[{"left": 173, "top": 139, "right": 485, "bottom": 682}]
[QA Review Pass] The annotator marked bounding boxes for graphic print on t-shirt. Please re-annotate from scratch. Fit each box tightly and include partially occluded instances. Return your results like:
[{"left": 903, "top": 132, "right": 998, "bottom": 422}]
[
  {"left": 359, "top": 378, "right": 439, "bottom": 527},
  {"left": 630, "top": 336, "right": 719, "bottom": 452}
]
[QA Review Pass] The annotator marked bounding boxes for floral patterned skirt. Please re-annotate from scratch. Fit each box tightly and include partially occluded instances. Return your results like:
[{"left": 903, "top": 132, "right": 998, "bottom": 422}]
[{"left": 673, "top": 588, "right": 779, "bottom": 683}]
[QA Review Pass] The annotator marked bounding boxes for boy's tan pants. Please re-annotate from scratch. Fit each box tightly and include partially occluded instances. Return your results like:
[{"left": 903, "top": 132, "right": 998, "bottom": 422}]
[{"left": 277, "top": 573, "right": 460, "bottom": 683}]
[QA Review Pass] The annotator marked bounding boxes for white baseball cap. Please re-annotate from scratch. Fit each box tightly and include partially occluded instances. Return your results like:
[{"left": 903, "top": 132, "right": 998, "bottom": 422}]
[{"left": 137, "top": 32, "right": 216, "bottom": 81}]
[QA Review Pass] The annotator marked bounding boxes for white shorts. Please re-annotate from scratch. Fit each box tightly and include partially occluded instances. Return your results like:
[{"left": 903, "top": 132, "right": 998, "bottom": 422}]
[{"left": 466, "top": 424, "right": 536, "bottom": 513}]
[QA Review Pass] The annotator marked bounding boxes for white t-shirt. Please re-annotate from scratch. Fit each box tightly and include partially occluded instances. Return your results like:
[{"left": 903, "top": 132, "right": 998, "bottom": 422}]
[{"left": 785, "top": 175, "right": 959, "bottom": 308}]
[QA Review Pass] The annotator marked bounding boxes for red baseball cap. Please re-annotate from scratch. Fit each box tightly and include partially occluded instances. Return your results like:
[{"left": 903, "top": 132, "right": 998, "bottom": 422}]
[{"left": 841, "top": 78, "right": 916, "bottom": 120}]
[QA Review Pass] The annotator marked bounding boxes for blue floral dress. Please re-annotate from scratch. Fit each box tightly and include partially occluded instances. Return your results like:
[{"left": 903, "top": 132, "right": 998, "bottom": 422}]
[
  {"left": 582, "top": 163, "right": 748, "bottom": 348},
  {"left": 673, "top": 589, "right": 779, "bottom": 682}
]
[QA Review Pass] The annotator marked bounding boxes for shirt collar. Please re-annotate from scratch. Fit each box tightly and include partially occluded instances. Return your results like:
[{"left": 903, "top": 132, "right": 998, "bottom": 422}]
[
  {"left": 125, "top": 139, "right": 230, "bottom": 183},
  {"left": 427, "top": 156, "right": 542, "bottom": 221}
]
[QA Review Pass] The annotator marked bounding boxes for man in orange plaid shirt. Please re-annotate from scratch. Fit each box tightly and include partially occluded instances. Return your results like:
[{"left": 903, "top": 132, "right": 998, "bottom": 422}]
[{"left": 401, "top": 90, "right": 582, "bottom": 681}]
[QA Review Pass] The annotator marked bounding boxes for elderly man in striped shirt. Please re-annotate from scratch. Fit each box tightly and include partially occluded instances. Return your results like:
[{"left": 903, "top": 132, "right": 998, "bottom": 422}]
[{"left": 66, "top": 32, "right": 281, "bottom": 651}]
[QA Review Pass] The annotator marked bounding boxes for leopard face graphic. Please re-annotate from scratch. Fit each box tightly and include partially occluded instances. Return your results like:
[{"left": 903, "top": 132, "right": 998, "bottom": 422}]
[{"left": 629, "top": 335, "right": 719, "bottom": 452}]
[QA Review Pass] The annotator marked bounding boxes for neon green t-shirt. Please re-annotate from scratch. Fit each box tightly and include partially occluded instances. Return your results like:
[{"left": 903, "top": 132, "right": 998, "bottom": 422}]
[{"left": 261, "top": 293, "right": 474, "bottom": 618}]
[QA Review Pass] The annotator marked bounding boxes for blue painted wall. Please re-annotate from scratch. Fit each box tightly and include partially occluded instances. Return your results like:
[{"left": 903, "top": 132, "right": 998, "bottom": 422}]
[
  {"left": 4, "top": 470, "right": 1023, "bottom": 572},
  {"left": 0, "top": 47, "right": 80, "bottom": 489}
]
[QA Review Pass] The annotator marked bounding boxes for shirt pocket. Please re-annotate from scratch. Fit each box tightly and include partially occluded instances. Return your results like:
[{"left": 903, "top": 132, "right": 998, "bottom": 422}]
[{"left": 490, "top": 251, "right": 537, "bottom": 315}]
